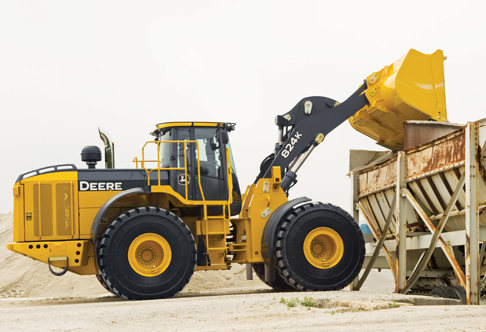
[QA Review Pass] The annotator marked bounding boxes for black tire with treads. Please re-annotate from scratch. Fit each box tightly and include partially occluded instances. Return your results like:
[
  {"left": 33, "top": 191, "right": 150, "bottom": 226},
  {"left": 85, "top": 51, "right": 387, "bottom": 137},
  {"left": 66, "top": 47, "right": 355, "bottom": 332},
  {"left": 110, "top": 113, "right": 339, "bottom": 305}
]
[
  {"left": 275, "top": 202, "right": 365, "bottom": 291},
  {"left": 429, "top": 285, "right": 466, "bottom": 304},
  {"left": 97, "top": 206, "right": 196, "bottom": 300},
  {"left": 429, "top": 285, "right": 457, "bottom": 299},
  {"left": 252, "top": 263, "right": 294, "bottom": 291},
  {"left": 95, "top": 273, "right": 115, "bottom": 295},
  {"left": 452, "top": 285, "right": 467, "bottom": 304},
  {"left": 429, "top": 285, "right": 452, "bottom": 298}
]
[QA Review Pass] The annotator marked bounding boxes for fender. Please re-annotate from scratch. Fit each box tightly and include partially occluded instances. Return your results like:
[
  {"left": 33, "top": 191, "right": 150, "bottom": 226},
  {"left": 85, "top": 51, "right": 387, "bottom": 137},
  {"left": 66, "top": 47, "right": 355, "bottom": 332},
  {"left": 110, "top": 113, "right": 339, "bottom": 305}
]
[
  {"left": 261, "top": 196, "right": 311, "bottom": 258},
  {"left": 91, "top": 187, "right": 146, "bottom": 245}
]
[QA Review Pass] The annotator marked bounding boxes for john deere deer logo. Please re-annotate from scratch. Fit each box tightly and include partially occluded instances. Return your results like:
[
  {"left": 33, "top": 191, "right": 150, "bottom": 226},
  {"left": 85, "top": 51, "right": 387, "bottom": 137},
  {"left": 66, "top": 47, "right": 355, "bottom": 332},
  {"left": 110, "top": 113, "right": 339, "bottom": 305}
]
[{"left": 178, "top": 174, "right": 190, "bottom": 185}]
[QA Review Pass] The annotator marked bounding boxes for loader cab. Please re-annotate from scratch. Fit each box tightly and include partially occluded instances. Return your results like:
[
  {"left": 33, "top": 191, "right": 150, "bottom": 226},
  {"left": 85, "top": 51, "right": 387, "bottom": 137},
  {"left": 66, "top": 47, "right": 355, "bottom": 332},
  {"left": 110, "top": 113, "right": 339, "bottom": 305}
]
[{"left": 152, "top": 122, "right": 242, "bottom": 215}]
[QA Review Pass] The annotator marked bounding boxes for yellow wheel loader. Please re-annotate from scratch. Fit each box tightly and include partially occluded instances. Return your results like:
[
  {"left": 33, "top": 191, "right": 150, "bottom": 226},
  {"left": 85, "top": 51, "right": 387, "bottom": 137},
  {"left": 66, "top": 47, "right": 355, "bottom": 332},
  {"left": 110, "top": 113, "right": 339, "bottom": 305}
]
[{"left": 8, "top": 49, "right": 447, "bottom": 300}]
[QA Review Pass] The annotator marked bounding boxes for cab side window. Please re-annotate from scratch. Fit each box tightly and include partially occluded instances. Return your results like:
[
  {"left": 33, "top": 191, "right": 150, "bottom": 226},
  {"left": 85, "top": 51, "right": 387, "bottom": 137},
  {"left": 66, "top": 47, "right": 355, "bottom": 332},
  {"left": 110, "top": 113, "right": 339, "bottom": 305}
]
[{"left": 195, "top": 129, "right": 221, "bottom": 178}]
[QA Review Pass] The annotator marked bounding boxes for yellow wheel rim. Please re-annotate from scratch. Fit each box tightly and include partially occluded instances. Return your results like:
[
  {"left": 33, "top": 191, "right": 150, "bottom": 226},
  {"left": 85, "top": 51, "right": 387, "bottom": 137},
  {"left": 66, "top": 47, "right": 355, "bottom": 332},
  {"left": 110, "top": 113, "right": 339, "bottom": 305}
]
[
  {"left": 128, "top": 233, "right": 172, "bottom": 277},
  {"left": 303, "top": 227, "right": 344, "bottom": 269}
]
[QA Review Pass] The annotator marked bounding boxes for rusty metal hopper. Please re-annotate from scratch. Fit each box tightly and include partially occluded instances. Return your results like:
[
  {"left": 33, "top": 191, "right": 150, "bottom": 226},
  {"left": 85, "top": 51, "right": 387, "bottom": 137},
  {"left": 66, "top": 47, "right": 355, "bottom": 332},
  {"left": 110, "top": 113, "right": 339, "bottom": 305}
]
[
  {"left": 350, "top": 118, "right": 486, "bottom": 304},
  {"left": 349, "top": 49, "right": 448, "bottom": 151}
]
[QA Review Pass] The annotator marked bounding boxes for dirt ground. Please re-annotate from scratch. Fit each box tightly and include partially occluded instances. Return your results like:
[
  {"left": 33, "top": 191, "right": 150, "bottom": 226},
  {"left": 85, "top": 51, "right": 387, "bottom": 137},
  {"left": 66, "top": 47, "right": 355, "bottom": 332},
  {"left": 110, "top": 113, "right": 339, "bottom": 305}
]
[
  {"left": 1, "top": 290, "right": 486, "bottom": 332},
  {"left": 1, "top": 212, "right": 486, "bottom": 331}
]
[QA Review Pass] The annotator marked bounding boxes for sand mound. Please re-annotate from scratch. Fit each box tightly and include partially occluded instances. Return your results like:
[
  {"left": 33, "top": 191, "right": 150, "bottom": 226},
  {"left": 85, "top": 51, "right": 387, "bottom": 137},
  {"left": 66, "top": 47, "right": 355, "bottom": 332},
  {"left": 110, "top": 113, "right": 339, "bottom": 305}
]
[
  {"left": 0, "top": 212, "right": 109, "bottom": 298},
  {"left": 0, "top": 213, "right": 268, "bottom": 299}
]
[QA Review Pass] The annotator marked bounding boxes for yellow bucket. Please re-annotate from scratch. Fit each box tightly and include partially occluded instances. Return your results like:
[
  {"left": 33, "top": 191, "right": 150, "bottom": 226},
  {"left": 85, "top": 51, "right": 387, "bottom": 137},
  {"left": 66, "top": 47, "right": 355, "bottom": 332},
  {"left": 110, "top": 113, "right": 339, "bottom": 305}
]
[{"left": 348, "top": 49, "right": 447, "bottom": 151}]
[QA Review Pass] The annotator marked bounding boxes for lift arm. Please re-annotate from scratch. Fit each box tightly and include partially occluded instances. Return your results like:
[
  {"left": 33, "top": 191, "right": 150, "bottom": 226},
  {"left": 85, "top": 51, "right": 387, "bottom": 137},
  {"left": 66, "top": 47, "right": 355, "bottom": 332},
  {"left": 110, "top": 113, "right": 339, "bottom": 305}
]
[
  {"left": 256, "top": 49, "right": 448, "bottom": 193},
  {"left": 260, "top": 82, "right": 369, "bottom": 191}
]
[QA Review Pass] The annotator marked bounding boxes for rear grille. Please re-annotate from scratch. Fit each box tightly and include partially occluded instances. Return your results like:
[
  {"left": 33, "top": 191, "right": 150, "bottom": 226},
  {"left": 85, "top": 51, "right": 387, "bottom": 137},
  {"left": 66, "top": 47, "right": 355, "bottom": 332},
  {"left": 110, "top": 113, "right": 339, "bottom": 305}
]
[{"left": 33, "top": 184, "right": 53, "bottom": 237}]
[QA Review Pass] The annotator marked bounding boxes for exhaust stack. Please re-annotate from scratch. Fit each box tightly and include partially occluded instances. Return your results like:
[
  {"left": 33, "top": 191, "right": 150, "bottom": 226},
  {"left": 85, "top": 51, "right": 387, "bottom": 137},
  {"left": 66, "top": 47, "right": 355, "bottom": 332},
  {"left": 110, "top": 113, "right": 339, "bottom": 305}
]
[{"left": 98, "top": 127, "right": 115, "bottom": 169}]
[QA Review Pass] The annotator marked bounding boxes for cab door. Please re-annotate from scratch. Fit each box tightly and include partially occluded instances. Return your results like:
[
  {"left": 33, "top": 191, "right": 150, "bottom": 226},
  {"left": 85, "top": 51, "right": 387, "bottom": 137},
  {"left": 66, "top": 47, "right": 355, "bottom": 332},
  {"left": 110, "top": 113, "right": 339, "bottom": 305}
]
[{"left": 163, "top": 127, "right": 227, "bottom": 202}]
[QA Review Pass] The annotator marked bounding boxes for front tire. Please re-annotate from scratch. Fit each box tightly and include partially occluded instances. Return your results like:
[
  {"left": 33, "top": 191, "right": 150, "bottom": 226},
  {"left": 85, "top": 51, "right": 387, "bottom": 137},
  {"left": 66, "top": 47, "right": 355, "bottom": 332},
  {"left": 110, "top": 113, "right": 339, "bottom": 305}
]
[
  {"left": 275, "top": 202, "right": 364, "bottom": 291},
  {"left": 252, "top": 263, "right": 294, "bottom": 291},
  {"left": 97, "top": 206, "right": 196, "bottom": 300}
]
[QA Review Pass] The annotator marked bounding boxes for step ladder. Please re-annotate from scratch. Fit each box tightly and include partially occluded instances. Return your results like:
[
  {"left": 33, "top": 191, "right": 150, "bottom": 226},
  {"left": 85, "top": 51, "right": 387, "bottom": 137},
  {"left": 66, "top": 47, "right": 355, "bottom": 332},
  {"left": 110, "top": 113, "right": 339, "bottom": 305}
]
[{"left": 199, "top": 203, "right": 231, "bottom": 267}]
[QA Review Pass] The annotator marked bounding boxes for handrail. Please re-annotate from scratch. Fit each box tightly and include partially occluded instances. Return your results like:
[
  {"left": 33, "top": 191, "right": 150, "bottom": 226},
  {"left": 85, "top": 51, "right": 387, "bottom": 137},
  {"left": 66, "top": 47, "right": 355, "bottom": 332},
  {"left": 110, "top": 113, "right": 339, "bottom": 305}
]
[
  {"left": 135, "top": 140, "right": 224, "bottom": 207},
  {"left": 16, "top": 164, "right": 77, "bottom": 183}
]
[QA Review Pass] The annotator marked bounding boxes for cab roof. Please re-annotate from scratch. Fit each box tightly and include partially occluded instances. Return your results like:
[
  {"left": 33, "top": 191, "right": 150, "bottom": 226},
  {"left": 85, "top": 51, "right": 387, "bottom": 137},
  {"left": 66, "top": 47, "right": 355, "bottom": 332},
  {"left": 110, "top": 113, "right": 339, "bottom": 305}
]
[{"left": 151, "top": 122, "right": 236, "bottom": 136}]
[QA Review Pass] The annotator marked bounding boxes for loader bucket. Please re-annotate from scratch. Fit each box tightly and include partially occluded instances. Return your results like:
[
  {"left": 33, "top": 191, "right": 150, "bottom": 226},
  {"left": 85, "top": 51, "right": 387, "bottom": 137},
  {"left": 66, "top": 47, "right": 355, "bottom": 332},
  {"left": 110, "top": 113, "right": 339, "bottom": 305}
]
[{"left": 348, "top": 49, "right": 447, "bottom": 151}]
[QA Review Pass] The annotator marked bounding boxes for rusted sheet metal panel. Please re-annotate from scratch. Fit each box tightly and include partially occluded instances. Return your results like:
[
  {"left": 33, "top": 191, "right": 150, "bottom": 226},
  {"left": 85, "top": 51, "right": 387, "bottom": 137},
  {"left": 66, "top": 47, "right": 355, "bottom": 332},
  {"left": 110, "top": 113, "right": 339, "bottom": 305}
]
[
  {"left": 418, "top": 177, "right": 444, "bottom": 215},
  {"left": 360, "top": 197, "right": 382, "bottom": 235},
  {"left": 363, "top": 196, "right": 382, "bottom": 234},
  {"left": 408, "top": 180, "right": 434, "bottom": 215},
  {"left": 404, "top": 121, "right": 463, "bottom": 150},
  {"left": 443, "top": 169, "right": 466, "bottom": 209},
  {"left": 382, "top": 189, "right": 398, "bottom": 234},
  {"left": 405, "top": 129, "right": 466, "bottom": 179},
  {"left": 446, "top": 215, "right": 465, "bottom": 232},
  {"left": 369, "top": 193, "right": 398, "bottom": 235},
  {"left": 480, "top": 211, "right": 486, "bottom": 227},
  {"left": 358, "top": 155, "right": 397, "bottom": 197},
  {"left": 359, "top": 189, "right": 399, "bottom": 239}
]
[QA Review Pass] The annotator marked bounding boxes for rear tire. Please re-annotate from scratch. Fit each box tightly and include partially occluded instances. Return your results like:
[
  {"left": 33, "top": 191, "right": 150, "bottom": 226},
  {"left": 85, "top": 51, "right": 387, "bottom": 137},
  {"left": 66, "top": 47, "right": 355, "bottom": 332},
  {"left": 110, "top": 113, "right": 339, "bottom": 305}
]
[
  {"left": 97, "top": 206, "right": 196, "bottom": 300},
  {"left": 275, "top": 202, "right": 365, "bottom": 291},
  {"left": 96, "top": 273, "right": 115, "bottom": 295}
]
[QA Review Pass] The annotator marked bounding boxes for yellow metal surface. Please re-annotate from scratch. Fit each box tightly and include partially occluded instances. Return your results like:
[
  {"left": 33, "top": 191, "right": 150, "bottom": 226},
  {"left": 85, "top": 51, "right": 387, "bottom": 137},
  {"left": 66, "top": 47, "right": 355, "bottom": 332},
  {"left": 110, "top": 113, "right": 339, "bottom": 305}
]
[
  {"left": 231, "top": 167, "right": 289, "bottom": 264},
  {"left": 303, "top": 227, "right": 344, "bottom": 269},
  {"left": 151, "top": 185, "right": 229, "bottom": 206},
  {"left": 78, "top": 191, "right": 122, "bottom": 238},
  {"left": 79, "top": 191, "right": 120, "bottom": 208},
  {"left": 349, "top": 49, "right": 447, "bottom": 151},
  {"left": 7, "top": 240, "right": 90, "bottom": 268},
  {"left": 128, "top": 233, "right": 172, "bottom": 277},
  {"left": 13, "top": 185, "right": 21, "bottom": 196},
  {"left": 195, "top": 264, "right": 230, "bottom": 271},
  {"left": 79, "top": 208, "right": 101, "bottom": 238},
  {"left": 69, "top": 256, "right": 98, "bottom": 275}
]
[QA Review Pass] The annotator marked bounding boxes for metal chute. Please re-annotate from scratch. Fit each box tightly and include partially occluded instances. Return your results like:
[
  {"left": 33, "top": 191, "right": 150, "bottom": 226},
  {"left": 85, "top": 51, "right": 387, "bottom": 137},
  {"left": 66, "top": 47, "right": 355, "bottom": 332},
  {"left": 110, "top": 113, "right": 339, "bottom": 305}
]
[{"left": 349, "top": 49, "right": 447, "bottom": 151}]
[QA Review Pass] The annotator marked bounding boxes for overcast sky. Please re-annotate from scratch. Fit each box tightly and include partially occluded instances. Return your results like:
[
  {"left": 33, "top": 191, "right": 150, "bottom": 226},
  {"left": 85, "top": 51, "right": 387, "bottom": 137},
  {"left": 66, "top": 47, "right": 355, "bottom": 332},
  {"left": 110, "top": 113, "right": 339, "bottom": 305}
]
[{"left": 1, "top": 1, "right": 485, "bottom": 215}]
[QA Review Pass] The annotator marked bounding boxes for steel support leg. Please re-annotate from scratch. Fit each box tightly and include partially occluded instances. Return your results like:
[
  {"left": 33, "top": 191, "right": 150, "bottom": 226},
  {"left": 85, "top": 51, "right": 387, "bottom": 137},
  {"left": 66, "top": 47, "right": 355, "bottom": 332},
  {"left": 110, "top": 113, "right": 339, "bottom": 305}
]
[
  {"left": 465, "top": 122, "right": 480, "bottom": 305},
  {"left": 350, "top": 170, "right": 360, "bottom": 291},
  {"left": 396, "top": 152, "right": 407, "bottom": 292}
]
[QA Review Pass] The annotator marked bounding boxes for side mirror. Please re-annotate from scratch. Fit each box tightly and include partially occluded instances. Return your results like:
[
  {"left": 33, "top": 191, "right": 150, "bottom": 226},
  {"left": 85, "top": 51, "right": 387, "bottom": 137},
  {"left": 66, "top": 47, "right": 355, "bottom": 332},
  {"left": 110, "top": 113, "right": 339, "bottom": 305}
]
[
  {"left": 221, "top": 131, "right": 229, "bottom": 145},
  {"left": 210, "top": 137, "right": 219, "bottom": 151}
]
